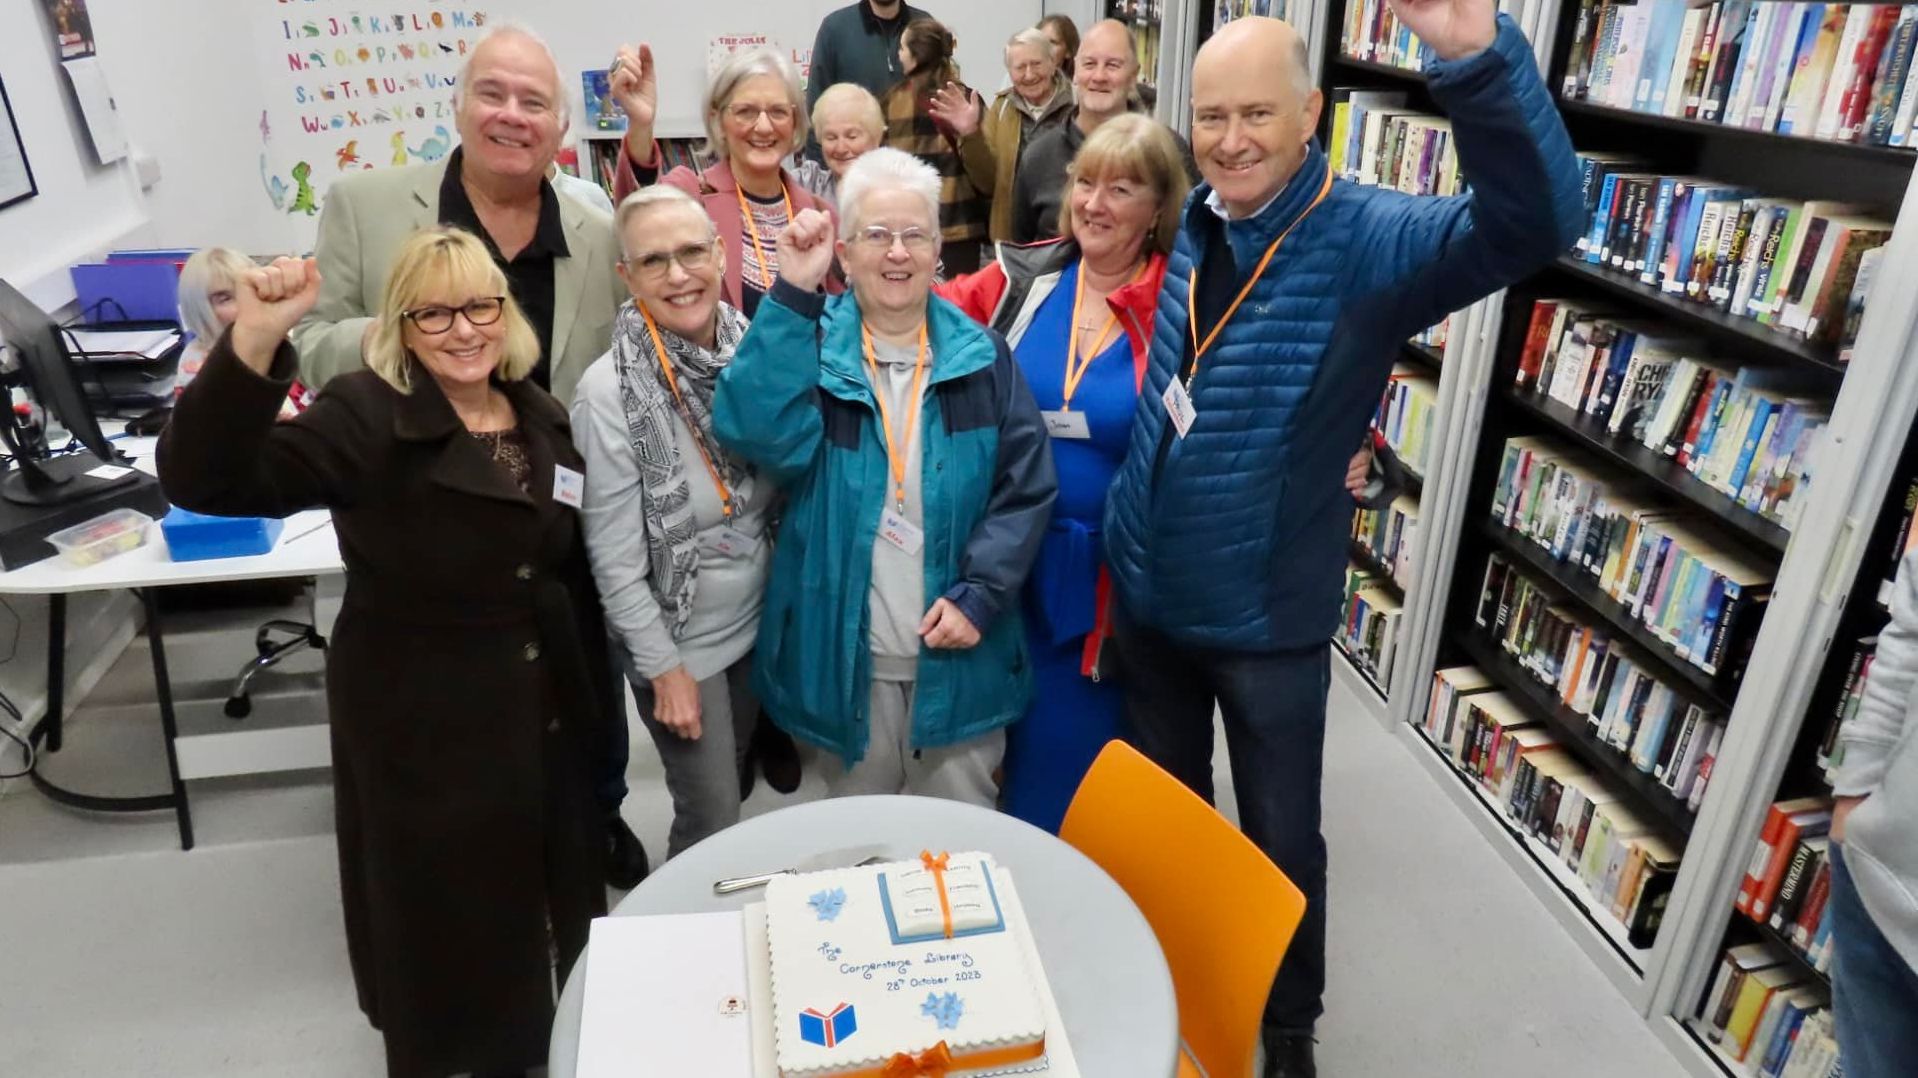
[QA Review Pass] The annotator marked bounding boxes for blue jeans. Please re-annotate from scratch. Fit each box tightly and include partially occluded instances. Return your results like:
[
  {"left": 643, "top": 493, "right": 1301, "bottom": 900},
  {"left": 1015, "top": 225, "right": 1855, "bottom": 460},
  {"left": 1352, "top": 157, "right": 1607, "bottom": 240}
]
[
  {"left": 1830, "top": 845, "right": 1918, "bottom": 1078},
  {"left": 1111, "top": 611, "right": 1330, "bottom": 1038}
]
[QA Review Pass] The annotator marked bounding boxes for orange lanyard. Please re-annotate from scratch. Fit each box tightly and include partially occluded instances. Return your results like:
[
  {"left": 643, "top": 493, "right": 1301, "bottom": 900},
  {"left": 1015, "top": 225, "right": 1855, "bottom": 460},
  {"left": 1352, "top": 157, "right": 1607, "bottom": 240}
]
[
  {"left": 1185, "top": 170, "right": 1335, "bottom": 383},
  {"left": 1062, "top": 260, "right": 1143, "bottom": 411},
  {"left": 862, "top": 321, "right": 930, "bottom": 513},
  {"left": 640, "top": 304, "right": 735, "bottom": 520},
  {"left": 737, "top": 182, "right": 795, "bottom": 291}
]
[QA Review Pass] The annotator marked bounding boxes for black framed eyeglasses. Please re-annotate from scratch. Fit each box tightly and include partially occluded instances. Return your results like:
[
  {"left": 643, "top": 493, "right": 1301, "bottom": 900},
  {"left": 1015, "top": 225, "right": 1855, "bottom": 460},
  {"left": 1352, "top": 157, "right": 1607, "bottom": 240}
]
[{"left": 402, "top": 296, "right": 506, "bottom": 334}]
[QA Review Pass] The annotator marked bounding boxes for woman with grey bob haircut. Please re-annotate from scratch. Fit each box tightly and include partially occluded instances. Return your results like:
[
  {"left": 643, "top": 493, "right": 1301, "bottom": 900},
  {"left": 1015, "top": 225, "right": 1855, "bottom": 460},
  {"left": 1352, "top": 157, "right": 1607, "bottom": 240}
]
[{"left": 603, "top": 42, "right": 839, "bottom": 323}]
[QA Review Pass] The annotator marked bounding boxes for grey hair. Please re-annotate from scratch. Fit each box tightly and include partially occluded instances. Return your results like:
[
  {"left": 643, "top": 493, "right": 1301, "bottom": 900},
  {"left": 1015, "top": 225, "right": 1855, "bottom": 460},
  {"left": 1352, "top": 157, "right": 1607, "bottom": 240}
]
[
  {"left": 836, "top": 148, "right": 941, "bottom": 239},
  {"left": 1005, "top": 27, "right": 1052, "bottom": 59},
  {"left": 704, "top": 47, "right": 809, "bottom": 161},
  {"left": 613, "top": 184, "right": 716, "bottom": 260},
  {"left": 176, "top": 247, "right": 254, "bottom": 344},
  {"left": 453, "top": 19, "right": 571, "bottom": 131},
  {"left": 1286, "top": 31, "right": 1312, "bottom": 99}
]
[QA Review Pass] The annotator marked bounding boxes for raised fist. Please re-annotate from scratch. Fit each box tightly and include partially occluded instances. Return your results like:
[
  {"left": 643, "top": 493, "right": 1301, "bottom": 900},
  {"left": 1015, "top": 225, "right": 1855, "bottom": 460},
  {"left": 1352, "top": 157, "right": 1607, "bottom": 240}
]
[
  {"left": 777, "top": 208, "right": 837, "bottom": 293},
  {"left": 231, "top": 256, "right": 322, "bottom": 369}
]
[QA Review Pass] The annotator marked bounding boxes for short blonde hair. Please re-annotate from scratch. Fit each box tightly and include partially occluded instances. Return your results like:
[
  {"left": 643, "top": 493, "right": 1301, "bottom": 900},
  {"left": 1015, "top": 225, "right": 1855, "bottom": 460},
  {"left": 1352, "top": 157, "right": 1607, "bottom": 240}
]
[
  {"left": 615, "top": 184, "right": 717, "bottom": 259},
  {"left": 811, "top": 82, "right": 884, "bottom": 142},
  {"left": 704, "top": 48, "right": 808, "bottom": 161},
  {"left": 366, "top": 227, "right": 540, "bottom": 392},
  {"left": 177, "top": 247, "right": 253, "bottom": 344},
  {"left": 1058, "top": 114, "right": 1190, "bottom": 256}
]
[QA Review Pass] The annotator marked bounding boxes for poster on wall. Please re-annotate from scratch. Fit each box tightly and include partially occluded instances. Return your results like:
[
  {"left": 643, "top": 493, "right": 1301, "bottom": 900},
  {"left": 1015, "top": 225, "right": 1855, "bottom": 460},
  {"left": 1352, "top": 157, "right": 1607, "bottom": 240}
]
[
  {"left": 0, "top": 76, "right": 37, "bottom": 211},
  {"left": 707, "top": 33, "right": 772, "bottom": 80},
  {"left": 60, "top": 57, "right": 126, "bottom": 165},
  {"left": 250, "top": 2, "right": 488, "bottom": 250},
  {"left": 39, "top": 0, "right": 96, "bottom": 61}
]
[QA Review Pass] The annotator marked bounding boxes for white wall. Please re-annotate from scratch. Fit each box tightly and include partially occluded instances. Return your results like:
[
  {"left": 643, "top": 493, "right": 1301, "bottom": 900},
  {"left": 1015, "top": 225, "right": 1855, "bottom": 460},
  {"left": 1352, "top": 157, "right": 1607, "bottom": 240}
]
[
  {"left": 0, "top": 0, "right": 150, "bottom": 308},
  {"left": 77, "top": 0, "right": 1052, "bottom": 257}
]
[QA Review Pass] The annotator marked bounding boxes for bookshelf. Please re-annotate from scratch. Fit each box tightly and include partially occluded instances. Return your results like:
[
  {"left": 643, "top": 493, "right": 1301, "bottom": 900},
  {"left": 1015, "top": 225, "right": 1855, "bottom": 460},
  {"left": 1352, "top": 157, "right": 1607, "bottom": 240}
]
[{"left": 1314, "top": 0, "right": 1918, "bottom": 1056}]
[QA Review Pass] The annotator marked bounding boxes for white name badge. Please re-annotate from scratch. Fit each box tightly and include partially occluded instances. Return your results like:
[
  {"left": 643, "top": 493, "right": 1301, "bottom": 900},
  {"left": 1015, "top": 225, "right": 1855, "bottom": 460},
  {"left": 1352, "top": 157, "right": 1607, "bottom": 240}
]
[
  {"left": 700, "top": 525, "right": 760, "bottom": 559},
  {"left": 879, "top": 508, "right": 925, "bottom": 556},
  {"left": 1162, "top": 379, "right": 1197, "bottom": 439},
  {"left": 552, "top": 465, "right": 586, "bottom": 509},
  {"left": 1041, "top": 409, "right": 1092, "bottom": 440}
]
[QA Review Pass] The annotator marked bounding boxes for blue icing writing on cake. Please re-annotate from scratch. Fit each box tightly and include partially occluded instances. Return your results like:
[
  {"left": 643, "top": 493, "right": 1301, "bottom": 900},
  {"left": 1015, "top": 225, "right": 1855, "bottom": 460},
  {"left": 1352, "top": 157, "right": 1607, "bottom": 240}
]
[{"left": 765, "top": 851, "right": 1047, "bottom": 1077}]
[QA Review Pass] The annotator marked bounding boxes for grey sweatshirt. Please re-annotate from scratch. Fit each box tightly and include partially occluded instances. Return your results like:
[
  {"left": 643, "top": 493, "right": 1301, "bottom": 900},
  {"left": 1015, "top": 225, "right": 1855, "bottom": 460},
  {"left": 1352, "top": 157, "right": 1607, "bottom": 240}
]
[
  {"left": 867, "top": 336, "right": 927, "bottom": 679},
  {"left": 571, "top": 353, "right": 771, "bottom": 682},
  {"left": 1840, "top": 542, "right": 1918, "bottom": 971}
]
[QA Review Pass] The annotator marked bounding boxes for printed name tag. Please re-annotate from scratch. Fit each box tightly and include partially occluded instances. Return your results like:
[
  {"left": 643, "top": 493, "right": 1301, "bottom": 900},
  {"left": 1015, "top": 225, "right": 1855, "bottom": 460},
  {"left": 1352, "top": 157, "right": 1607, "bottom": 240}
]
[
  {"left": 1041, "top": 409, "right": 1091, "bottom": 440},
  {"left": 701, "top": 525, "right": 760, "bottom": 559},
  {"left": 879, "top": 508, "right": 924, "bottom": 556},
  {"left": 552, "top": 465, "right": 586, "bottom": 509},
  {"left": 1162, "top": 379, "right": 1196, "bottom": 438}
]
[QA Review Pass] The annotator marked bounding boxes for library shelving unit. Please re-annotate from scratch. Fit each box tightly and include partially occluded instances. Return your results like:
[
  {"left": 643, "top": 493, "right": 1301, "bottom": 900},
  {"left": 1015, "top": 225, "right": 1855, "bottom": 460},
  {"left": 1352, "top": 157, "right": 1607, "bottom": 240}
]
[{"left": 1313, "top": 0, "right": 1918, "bottom": 1069}]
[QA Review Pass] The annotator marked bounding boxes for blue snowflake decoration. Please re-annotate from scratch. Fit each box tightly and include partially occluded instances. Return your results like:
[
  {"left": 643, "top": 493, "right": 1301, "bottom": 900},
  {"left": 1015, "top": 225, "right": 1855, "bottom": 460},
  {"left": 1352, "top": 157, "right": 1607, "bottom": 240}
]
[
  {"left": 921, "top": 991, "right": 964, "bottom": 1031},
  {"left": 808, "top": 887, "right": 848, "bottom": 922}
]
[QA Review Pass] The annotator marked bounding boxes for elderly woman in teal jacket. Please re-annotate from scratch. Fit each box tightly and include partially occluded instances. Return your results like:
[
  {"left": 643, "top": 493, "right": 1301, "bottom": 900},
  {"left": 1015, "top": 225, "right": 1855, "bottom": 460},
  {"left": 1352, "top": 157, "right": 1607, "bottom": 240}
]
[{"left": 713, "top": 148, "right": 1056, "bottom": 804}]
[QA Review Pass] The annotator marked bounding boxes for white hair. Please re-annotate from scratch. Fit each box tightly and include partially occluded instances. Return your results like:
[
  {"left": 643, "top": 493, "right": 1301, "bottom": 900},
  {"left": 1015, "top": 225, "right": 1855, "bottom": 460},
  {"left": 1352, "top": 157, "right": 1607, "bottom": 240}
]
[
  {"left": 705, "top": 47, "right": 809, "bottom": 160},
  {"left": 614, "top": 184, "right": 716, "bottom": 259},
  {"left": 836, "top": 148, "right": 942, "bottom": 239},
  {"left": 1006, "top": 28, "right": 1052, "bottom": 58},
  {"left": 453, "top": 20, "right": 570, "bottom": 131},
  {"left": 176, "top": 247, "right": 254, "bottom": 344}
]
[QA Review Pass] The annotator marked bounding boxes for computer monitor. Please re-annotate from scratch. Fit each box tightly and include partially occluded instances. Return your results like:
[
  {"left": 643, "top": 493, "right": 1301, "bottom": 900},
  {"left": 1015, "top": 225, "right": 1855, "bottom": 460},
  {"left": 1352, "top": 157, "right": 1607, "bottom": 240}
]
[{"left": 0, "top": 277, "right": 141, "bottom": 506}]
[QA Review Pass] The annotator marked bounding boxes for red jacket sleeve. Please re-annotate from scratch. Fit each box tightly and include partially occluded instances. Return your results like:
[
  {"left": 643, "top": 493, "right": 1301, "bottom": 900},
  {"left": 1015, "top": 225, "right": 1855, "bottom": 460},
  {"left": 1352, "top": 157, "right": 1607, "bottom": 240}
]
[{"left": 933, "top": 261, "right": 1010, "bottom": 326}]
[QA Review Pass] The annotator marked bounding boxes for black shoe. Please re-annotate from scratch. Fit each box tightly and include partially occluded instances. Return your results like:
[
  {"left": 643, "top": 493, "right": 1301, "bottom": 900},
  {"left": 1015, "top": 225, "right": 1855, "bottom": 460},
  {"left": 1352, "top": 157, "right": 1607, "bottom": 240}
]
[
  {"left": 754, "top": 719, "right": 802, "bottom": 795},
  {"left": 605, "top": 816, "right": 649, "bottom": 890},
  {"left": 1263, "top": 1033, "right": 1317, "bottom": 1078}
]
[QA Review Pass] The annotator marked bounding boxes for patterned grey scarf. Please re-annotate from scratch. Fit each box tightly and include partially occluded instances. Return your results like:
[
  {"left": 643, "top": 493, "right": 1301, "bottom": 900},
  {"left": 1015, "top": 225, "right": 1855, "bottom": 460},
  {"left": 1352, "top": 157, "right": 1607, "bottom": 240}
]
[{"left": 610, "top": 298, "right": 751, "bottom": 637}]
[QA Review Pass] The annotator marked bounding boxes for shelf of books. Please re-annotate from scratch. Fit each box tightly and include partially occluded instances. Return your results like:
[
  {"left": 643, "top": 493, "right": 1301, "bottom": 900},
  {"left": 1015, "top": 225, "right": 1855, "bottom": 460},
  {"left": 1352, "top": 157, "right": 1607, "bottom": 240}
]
[{"left": 1321, "top": 0, "right": 1918, "bottom": 1048}]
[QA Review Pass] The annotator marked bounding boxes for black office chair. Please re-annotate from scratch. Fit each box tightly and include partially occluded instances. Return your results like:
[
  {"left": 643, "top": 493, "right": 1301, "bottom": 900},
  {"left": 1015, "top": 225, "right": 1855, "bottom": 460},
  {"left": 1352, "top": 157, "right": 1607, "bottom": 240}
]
[{"left": 223, "top": 578, "right": 326, "bottom": 718}]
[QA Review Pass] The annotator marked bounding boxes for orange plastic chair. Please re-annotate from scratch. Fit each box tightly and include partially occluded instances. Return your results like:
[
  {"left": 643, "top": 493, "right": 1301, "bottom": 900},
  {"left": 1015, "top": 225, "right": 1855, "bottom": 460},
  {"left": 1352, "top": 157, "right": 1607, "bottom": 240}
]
[{"left": 1059, "top": 740, "right": 1308, "bottom": 1078}]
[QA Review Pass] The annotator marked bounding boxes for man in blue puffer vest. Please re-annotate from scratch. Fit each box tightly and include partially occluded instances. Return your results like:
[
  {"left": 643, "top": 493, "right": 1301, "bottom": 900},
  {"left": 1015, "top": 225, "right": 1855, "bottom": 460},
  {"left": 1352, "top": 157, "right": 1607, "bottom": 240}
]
[{"left": 1100, "top": 0, "right": 1584, "bottom": 1073}]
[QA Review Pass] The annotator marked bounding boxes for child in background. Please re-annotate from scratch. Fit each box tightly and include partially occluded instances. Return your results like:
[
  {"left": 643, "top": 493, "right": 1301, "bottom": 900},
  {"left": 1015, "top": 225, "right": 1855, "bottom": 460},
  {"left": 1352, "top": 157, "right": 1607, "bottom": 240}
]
[{"left": 177, "top": 248, "right": 309, "bottom": 416}]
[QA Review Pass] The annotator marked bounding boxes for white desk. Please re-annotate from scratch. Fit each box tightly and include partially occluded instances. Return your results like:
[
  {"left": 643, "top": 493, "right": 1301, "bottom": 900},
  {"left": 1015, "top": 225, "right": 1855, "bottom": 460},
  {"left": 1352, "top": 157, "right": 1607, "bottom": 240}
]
[
  {"left": 549, "top": 797, "right": 1181, "bottom": 1078},
  {"left": 6, "top": 441, "right": 345, "bottom": 849}
]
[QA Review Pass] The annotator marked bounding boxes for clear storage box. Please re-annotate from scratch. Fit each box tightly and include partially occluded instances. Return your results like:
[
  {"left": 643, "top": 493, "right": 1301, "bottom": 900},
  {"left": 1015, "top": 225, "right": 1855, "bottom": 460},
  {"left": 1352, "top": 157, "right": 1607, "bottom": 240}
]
[{"left": 46, "top": 508, "right": 154, "bottom": 568}]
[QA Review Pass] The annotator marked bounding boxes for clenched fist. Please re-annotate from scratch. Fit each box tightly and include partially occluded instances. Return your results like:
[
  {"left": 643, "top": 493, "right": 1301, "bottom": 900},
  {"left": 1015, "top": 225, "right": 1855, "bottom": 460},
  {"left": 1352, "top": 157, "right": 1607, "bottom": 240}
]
[
  {"left": 231, "top": 257, "right": 323, "bottom": 373},
  {"left": 611, "top": 43, "right": 659, "bottom": 167},
  {"left": 776, "top": 208, "right": 838, "bottom": 293}
]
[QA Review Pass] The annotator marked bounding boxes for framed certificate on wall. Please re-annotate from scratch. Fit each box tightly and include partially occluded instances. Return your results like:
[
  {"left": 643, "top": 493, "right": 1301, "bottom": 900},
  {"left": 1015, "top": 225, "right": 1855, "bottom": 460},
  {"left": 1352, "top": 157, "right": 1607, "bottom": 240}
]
[{"left": 0, "top": 75, "right": 36, "bottom": 212}]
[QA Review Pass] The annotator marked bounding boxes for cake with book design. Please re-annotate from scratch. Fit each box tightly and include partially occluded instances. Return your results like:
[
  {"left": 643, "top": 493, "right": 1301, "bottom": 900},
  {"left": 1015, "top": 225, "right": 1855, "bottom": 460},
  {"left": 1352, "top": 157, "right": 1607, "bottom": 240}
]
[{"left": 764, "top": 851, "right": 1048, "bottom": 1077}]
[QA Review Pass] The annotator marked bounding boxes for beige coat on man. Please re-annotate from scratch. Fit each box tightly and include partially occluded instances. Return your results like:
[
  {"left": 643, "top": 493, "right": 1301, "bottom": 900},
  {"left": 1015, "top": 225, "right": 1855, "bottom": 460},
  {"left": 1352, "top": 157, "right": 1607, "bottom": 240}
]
[{"left": 291, "top": 160, "right": 624, "bottom": 406}]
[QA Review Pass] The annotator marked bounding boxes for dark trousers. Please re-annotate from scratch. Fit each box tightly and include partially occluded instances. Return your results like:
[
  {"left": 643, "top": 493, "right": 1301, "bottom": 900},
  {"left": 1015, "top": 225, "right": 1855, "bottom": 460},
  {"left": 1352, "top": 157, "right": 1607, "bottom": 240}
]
[
  {"left": 1112, "top": 610, "right": 1330, "bottom": 1038},
  {"left": 597, "top": 668, "right": 630, "bottom": 814}
]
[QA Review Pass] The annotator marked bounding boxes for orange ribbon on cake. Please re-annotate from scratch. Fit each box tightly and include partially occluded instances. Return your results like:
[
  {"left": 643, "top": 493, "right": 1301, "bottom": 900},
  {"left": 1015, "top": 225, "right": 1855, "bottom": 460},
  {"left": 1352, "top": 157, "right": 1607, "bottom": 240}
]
[
  {"left": 919, "top": 850, "right": 955, "bottom": 939},
  {"left": 881, "top": 1041, "right": 956, "bottom": 1077}
]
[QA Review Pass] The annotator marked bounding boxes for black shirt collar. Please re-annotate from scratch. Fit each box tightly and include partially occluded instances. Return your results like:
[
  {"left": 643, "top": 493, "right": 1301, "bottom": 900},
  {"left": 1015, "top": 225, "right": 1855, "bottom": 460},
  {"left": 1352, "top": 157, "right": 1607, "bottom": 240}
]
[{"left": 437, "top": 146, "right": 570, "bottom": 260}]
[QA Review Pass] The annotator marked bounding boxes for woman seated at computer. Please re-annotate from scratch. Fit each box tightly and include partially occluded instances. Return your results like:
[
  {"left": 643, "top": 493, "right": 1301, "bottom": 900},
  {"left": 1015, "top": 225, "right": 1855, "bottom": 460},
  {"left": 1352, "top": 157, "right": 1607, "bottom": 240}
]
[{"left": 156, "top": 227, "right": 615, "bottom": 1078}]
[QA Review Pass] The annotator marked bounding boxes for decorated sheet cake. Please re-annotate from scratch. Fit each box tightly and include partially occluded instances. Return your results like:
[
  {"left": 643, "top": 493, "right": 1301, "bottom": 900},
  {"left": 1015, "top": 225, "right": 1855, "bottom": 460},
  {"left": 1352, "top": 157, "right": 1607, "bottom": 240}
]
[{"left": 764, "top": 851, "right": 1047, "bottom": 1077}]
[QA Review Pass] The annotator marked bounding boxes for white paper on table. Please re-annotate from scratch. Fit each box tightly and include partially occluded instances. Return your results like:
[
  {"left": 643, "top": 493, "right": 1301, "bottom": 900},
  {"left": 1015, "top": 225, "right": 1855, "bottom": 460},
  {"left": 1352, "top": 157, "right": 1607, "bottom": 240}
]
[
  {"left": 60, "top": 57, "right": 127, "bottom": 165},
  {"left": 577, "top": 911, "right": 756, "bottom": 1078},
  {"left": 68, "top": 328, "right": 181, "bottom": 360}
]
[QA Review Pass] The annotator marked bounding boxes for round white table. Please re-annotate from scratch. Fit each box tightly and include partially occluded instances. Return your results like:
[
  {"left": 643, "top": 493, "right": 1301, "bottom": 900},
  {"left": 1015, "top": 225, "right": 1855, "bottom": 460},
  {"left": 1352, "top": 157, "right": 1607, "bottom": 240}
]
[{"left": 549, "top": 795, "right": 1179, "bottom": 1077}]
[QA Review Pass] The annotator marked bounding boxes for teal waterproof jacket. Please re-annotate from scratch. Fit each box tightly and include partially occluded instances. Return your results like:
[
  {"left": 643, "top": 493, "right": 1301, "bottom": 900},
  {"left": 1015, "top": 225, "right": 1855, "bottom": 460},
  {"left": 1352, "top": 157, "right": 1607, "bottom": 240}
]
[{"left": 713, "top": 279, "right": 1057, "bottom": 763}]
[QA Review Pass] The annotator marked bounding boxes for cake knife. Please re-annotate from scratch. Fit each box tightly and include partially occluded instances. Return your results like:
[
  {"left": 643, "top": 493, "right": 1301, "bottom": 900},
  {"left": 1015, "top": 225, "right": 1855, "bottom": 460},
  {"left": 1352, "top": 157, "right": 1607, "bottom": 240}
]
[{"left": 713, "top": 850, "right": 888, "bottom": 895}]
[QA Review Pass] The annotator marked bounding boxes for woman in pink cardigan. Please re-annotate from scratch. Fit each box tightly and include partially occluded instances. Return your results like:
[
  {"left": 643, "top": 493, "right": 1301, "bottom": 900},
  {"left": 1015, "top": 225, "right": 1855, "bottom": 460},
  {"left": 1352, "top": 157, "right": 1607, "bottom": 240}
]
[{"left": 606, "top": 42, "right": 838, "bottom": 319}]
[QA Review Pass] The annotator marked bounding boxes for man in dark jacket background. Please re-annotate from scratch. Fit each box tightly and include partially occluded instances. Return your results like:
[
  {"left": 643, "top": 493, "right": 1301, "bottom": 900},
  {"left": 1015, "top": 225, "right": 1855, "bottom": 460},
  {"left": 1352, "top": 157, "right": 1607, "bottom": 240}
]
[
  {"left": 1100, "top": 1, "right": 1585, "bottom": 1075},
  {"left": 805, "top": 0, "right": 932, "bottom": 121}
]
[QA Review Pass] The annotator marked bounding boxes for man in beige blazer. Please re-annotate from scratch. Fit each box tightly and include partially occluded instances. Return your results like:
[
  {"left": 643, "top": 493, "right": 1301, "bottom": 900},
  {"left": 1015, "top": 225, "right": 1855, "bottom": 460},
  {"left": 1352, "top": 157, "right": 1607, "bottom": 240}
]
[{"left": 292, "top": 22, "right": 623, "bottom": 409}]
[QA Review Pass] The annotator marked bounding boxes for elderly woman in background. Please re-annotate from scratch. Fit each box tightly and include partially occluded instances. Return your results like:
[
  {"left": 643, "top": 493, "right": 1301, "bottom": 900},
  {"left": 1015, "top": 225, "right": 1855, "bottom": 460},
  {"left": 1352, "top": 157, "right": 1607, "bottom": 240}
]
[
  {"left": 712, "top": 149, "right": 1055, "bottom": 805},
  {"left": 177, "top": 247, "right": 310, "bottom": 413},
  {"left": 882, "top": 18, "right": 990, "bottom": 274},
  {"left": 572, "top": 185, "right": 773, "bottom": 859},
  {"left": 605, "top": 43, "right": 837, "bottom": 320},
  {"left": 157, "top": 227, "right": 614, "bottom": 1077},
  {"left": 932, "top": 28, "right": 1076, "bottom": 246},
  {"left": 791, "top": 82, "right": 885, "bottom": 206}
]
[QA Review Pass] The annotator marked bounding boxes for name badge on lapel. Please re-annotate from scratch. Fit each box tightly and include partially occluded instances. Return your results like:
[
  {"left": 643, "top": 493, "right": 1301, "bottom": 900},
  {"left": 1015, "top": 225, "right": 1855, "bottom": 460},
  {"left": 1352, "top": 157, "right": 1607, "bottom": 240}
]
[
  {"left": 552, "top": 465, "right": 586, "bottom": 509},
  {"left": 1042, "top": 410, "right": 1092, "bottom": 440},
  {"left": 700, "top": 525, "right": 760, "bottom": 559},
  {"left": 1162, "top": 380, "right": 1197, "bottom": 439},
  {"left": 879, "top": 508, "right": 924, "bottom": 556}
]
